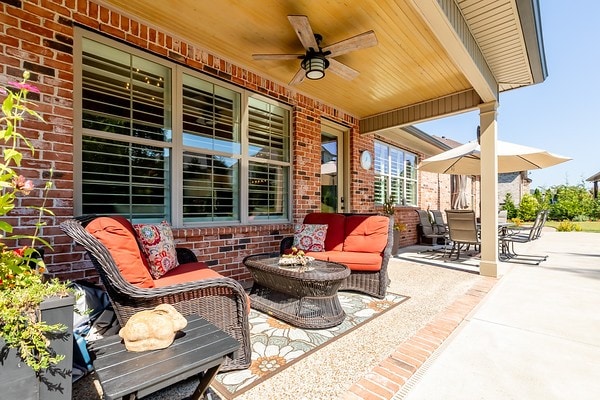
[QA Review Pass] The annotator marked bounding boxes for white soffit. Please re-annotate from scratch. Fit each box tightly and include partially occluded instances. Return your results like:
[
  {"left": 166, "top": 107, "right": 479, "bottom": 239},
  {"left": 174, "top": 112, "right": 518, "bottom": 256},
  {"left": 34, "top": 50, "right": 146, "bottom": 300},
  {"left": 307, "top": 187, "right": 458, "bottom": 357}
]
[{"left": 457, "top": 0, "right": 535, "bottom": 91}]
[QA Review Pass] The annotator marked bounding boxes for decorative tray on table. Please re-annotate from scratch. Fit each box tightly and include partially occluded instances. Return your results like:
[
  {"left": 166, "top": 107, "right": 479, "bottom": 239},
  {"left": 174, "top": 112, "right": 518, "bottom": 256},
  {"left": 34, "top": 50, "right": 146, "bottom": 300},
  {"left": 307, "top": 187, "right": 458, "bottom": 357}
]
[{"left": 278, "top": 248, "right": 315, "bottom": 271}]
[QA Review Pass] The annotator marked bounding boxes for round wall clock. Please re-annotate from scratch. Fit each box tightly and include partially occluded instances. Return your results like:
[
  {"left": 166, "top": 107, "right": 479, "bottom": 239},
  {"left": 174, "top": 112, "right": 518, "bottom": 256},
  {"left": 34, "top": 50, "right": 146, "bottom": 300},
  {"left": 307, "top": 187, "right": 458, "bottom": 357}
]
[{"left": 360, "top": 150, "right": 372, "bottom": 170}]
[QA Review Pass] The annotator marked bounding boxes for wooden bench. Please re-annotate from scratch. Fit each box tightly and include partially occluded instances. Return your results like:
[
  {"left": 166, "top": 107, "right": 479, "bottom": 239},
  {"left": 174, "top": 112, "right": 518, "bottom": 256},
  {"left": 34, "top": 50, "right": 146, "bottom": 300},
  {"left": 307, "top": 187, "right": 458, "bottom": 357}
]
[{"left": 89, "top": 315, "right": 238, "bottom": 400}]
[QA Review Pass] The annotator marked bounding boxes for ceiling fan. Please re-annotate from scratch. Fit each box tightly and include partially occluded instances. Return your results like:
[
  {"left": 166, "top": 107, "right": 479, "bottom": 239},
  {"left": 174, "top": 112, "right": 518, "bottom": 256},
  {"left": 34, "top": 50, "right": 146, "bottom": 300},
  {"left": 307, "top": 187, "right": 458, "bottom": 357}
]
[{"left": 252, "top": 15, "right": 378, "bottom": 85}]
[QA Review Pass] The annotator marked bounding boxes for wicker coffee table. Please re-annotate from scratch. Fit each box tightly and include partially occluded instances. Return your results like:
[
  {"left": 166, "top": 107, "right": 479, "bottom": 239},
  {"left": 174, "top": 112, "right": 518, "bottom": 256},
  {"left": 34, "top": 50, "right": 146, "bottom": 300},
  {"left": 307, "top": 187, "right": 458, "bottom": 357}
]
[{"left": 244, "top": 253, "right": 351, "bottom": 329}]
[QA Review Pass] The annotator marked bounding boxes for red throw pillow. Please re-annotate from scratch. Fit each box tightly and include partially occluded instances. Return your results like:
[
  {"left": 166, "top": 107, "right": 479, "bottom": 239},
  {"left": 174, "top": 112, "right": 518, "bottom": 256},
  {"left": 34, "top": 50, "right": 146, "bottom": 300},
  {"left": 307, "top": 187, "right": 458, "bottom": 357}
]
[
  {"left": 303, "top": 213, "right": 346, "bottom": 251},
  {"left": 133, "top": 221, "right": 179, "bottom": 279},
  {"left": 292, "top": 223, "right": 328, "bottom": 252},
  {"left": 85, "top": 216, "right": 155, "bottom": 288}
]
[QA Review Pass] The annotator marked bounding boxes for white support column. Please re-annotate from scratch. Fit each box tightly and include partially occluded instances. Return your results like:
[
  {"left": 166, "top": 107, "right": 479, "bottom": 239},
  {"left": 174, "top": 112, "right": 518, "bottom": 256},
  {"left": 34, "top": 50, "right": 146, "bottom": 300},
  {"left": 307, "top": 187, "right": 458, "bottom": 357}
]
[{"left": 479, "top": 101, "right": 499, "bottom": 277}]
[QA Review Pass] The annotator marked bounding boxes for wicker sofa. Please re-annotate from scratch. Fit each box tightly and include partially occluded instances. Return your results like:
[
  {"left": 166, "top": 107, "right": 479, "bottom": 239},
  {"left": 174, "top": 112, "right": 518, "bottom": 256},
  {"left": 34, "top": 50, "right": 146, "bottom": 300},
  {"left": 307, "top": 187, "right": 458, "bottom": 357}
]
[
  {"left": 60, "top": 215, "right": 251, "bottom": 371},
  {"left": 280, "top": 213, "right": 393, "bottom": 299}
]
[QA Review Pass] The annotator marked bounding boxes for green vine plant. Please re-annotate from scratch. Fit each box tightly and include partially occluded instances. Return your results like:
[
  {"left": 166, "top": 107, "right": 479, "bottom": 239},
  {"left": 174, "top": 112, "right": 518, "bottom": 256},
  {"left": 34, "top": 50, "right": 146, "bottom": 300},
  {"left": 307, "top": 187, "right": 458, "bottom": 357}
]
[{"left": 0, "top": 71, "right": 71, "bottom": 372}]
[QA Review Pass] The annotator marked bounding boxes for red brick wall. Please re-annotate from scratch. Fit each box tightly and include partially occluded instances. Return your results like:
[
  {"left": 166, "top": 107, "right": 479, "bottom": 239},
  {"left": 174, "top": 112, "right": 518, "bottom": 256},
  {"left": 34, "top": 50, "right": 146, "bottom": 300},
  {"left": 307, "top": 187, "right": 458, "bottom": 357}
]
[
  {"left": 1, "top": 0, "right": 381, "bottom": 285},
  {"left": 419, "top": 171, "right": 453, "bottom": 212}
]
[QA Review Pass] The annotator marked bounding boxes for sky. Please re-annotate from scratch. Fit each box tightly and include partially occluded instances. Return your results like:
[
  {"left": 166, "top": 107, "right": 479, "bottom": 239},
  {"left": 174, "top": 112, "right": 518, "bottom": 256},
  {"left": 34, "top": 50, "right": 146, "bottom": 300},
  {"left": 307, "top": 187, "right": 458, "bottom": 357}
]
[{"left": 415, "top": 1, "right": 600, "bottom": 190}]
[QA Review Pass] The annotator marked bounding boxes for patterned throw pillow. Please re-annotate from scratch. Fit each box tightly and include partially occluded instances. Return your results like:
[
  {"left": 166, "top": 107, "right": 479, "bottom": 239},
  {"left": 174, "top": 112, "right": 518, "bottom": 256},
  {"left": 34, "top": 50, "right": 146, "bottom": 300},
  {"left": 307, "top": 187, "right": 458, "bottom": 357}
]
[
  {"left": 133, "top": 221, "right": 179, "bottom": 279},
  {"left": 292, "top": 223, "right": 328, "bottom": 252}
]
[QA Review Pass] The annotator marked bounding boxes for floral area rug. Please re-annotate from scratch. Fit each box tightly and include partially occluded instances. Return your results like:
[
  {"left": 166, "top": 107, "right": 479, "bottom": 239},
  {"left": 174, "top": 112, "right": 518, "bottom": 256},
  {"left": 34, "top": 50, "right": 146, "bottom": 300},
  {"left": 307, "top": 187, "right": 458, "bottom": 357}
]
[{"left": 211, "top": 291, "right": 409, "bottom": 399}]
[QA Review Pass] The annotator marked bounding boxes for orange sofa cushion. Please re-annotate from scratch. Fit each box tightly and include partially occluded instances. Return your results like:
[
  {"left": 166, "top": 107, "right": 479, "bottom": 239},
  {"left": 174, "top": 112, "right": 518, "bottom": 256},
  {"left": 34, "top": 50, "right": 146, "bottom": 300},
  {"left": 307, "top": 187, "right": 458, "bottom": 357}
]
[
  {"left": 343, "top": 215, "right": 389, "bottom": 254},
  {"left": 85, "top": 216, "right": 155, "bottom": 288},
  {"left": 306, "top": 250, "right": 383, "bottom": 272},
  {"left": 303, "top": 212, "right": 346, "bottom": 251}
]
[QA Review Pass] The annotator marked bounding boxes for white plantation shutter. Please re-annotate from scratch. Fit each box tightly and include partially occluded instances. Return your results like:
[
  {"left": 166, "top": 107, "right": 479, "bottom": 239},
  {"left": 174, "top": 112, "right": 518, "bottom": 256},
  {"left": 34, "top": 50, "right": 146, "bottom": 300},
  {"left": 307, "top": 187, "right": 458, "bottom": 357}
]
[
  {"left": 81, "top": 38, "right": 172, "bottom": 220},
  {"left": 247, "top": 98, "right": 290, "bottom": 220},
  {"left": 374, "top": 141, "right": 418, "bottom": 207}
]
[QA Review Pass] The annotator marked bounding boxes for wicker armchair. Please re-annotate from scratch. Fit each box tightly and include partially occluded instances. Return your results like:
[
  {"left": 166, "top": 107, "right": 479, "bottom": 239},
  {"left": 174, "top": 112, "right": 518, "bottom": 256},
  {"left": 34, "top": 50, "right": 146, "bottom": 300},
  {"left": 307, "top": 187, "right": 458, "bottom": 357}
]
[{"left": 60, "top": 215, "right": 251, "bottom": 371}]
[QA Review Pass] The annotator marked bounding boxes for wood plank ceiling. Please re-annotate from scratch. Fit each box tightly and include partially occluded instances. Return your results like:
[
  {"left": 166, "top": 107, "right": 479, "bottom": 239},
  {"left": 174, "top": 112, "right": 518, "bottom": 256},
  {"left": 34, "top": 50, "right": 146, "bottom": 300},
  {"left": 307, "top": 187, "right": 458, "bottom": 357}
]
[{"left": 96, "top": 0, "right": 541, "bottom": 125}]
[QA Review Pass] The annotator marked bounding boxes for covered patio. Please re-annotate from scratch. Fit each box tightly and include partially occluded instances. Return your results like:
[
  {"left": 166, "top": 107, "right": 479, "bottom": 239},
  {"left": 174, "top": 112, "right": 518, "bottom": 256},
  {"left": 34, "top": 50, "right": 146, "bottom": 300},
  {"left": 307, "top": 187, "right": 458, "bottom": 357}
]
[
  {"left": 0, "top": 0, "right": 545, "bottom": 281},
  {"left": 2, "top": 0, "right": 550, "bottom": 397},
  {"left": 70, "top": 0, "right": 545, "bottom": 279}
]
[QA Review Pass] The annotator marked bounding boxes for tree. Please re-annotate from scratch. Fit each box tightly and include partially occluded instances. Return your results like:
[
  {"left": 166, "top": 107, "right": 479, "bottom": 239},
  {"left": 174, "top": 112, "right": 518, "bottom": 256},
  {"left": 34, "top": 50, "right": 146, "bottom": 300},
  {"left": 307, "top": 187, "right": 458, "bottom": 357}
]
[
  {"left": 501, "top": 193, "right": 518, "bottom": 219},
  {"left": 517, "top": 194, "right": 539, "bottom": 221},
  {"left": 532, "top": 187, "right": 552, "bottom": 211},
  {"left": 550, "top": 184, "right": 594, "bottom": 221}
]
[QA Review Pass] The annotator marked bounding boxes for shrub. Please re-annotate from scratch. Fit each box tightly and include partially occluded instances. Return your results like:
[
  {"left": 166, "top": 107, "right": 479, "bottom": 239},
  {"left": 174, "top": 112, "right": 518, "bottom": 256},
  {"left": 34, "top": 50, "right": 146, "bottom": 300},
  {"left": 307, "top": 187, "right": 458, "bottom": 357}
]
[
  {"left": 517, "top": 194, "right": 539, "bottom": 221},
  {"left": 556, "top": 220, "right": 582, "bottom": 232},
  {"left": 550, "top": 184, "right": 594, "bottom": 221}
]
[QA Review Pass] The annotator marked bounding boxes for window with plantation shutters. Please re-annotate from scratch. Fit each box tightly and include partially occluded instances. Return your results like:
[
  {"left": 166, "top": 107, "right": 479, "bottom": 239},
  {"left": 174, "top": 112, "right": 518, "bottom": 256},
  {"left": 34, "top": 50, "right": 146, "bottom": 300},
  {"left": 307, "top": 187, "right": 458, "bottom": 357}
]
[
  {"left": 247, "top": 98, "right": 290, "bottom": 220},
  {"left": 374, "top": 141, "right": 418, "bottom": 207},
  {"left": 81, "top": 38, "right": 172, "bottom": 220},
  {"left": 181, "top": 74, "right": 241, "bottom": 222},
  {"left": 78, "top": 31, "right": 291, "bottom": 225}
]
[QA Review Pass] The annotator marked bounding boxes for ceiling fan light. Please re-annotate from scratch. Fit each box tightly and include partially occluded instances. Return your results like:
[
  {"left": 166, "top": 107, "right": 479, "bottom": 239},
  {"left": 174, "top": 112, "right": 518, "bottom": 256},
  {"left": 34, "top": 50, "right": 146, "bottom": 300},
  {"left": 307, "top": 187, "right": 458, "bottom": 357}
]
[{"left": 302, "top": 56, "right": 328, "bottom": 80}]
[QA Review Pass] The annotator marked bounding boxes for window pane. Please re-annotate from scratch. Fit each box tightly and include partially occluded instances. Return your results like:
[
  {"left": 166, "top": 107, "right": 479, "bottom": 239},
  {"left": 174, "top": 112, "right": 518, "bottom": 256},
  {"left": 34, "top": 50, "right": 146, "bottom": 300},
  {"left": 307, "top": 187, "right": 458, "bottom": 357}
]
[
  {"left": 248, "top": 98, "right": 289, "bottom": 163},
  {"left": 374, "top": 176, "right": 387, "bottom": 204},
  {"left": 182, "top": 74, "right": 241, "bottom": 154},
  {"left": 405, "top": 180, "right": 417, "bottom": 206},
  {"left": 82, "top": 38, "right": 171, "bottom": 142},
  {"left": 390, "top": 177, "right": 402, "bottom": 205},
  {"left": 405, "top": 153, "right": 417, "bottom": 180},
  {"left": 374, "top": 141, "right": 417, "bottom": 206},
  {"left": 374, "top": 142, "right": 388, "bottom": 175},
  {"left": 82, "top": 136, "right": 170, "bottom": 220},
  {"left": 182, "top": 152, "right": 239, "bottom": 222},
  {"left": 249, "top": 162, "right": 289, "bottom": 220}
]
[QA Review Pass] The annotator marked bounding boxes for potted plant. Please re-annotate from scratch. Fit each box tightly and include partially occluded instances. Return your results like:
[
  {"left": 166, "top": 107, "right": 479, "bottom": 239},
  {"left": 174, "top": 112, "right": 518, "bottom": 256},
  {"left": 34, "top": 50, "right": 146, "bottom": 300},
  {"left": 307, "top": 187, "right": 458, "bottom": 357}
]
[
  {"left": 392, "top": 222, "right": 408, "bottom": 255},
  {"left": 0, "top": 71, "right": 73, "bottom": 399}
]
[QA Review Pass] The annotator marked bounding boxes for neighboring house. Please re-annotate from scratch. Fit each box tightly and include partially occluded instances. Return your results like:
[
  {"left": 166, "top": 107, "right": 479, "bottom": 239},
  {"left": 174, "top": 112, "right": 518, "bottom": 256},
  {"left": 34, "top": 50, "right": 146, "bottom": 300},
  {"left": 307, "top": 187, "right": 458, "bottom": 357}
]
[
  {"left": 587, "top": 171, "right": 600, "bottom": 198},
  {"left": 1, "top": 1, "right": 546, "bottom": 282},
  {"left": 498, "top": 171, "right": 531, "bottom": 206}
]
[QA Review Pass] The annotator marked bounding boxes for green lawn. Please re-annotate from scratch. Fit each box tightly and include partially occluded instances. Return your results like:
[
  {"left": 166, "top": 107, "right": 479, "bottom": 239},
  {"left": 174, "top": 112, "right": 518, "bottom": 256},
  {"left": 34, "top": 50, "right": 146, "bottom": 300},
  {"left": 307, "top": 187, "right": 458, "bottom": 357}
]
[{"left": 544, "top": 220, "right": 600, "bottom": 233}]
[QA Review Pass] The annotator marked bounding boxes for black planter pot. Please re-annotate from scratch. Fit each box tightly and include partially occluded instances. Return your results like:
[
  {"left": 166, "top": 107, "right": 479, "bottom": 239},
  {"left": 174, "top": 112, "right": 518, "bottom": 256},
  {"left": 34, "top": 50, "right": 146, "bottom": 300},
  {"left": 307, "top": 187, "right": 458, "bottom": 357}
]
[{"left": 0, "top": 295, "right": 74, "bottom": 400}]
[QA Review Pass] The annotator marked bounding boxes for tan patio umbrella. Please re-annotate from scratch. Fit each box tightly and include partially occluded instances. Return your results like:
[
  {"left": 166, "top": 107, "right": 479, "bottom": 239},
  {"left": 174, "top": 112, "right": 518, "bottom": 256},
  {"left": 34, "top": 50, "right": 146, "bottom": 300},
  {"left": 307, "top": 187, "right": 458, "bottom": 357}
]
[{"left": 418, "top": 140, "right": 572, "bottom": 175}]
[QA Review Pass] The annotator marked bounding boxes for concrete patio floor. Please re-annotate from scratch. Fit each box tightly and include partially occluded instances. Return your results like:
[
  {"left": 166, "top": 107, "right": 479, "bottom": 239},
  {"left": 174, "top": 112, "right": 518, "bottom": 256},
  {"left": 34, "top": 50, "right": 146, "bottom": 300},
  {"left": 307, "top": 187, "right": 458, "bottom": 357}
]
[
  {"left": 73, "top": 229, "right": 600, "bottom": 400},
  {"left": 346, "top": 229, "right": 600, "bottom": 400}
]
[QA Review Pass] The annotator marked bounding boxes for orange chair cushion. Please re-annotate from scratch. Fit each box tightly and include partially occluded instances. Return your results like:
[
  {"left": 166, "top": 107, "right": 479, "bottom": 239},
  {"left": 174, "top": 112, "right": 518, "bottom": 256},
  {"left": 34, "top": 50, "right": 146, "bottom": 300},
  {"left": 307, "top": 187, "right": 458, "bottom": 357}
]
[
  {"left": 303, "top": 212, "right": 346, "bottom": 251},
  {"left": 153, "top": 262, "right": 214, "bottom": 287},
  {"left": 85, "top": 216, "right": 155, "bottom": 288},
  {"left": 306, "top": 250, "right": 383, "bottom": 272},
  {"left": 343, "top": 215, "right": 389, "bottom": 254},
  {"left": 154, "top": 263, "right": 252, "bottom": 313}
]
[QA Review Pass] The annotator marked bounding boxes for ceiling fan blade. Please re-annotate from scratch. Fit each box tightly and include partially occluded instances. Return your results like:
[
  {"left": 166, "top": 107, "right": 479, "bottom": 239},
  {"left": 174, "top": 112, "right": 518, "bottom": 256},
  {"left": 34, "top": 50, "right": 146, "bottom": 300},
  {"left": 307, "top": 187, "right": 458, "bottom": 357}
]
[
  {"left": 327, "top": 59, "right": 360, "bottom": 80},
  {"left": 252, "top": 54, "right": 303, "bottom": 60},
  {"left": 288, "top": 15, "right": 319, "bottom": 50},
  {"left": 289, "top": 68, "right": 306, "bottom": 86},
  {"left": 322, "top": 31, "right": 378, "bottom": 57}
]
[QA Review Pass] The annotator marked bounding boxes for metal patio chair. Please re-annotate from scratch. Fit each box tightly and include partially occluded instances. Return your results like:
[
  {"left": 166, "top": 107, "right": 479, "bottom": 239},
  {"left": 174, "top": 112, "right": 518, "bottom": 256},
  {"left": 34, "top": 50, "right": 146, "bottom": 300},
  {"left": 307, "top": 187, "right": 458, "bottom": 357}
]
[
  {"left": 445, "top": 209, "right": 480, "bottom": 261},
  {"left": 415, "top": 209, "right": 448, "bottom": 246}
]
